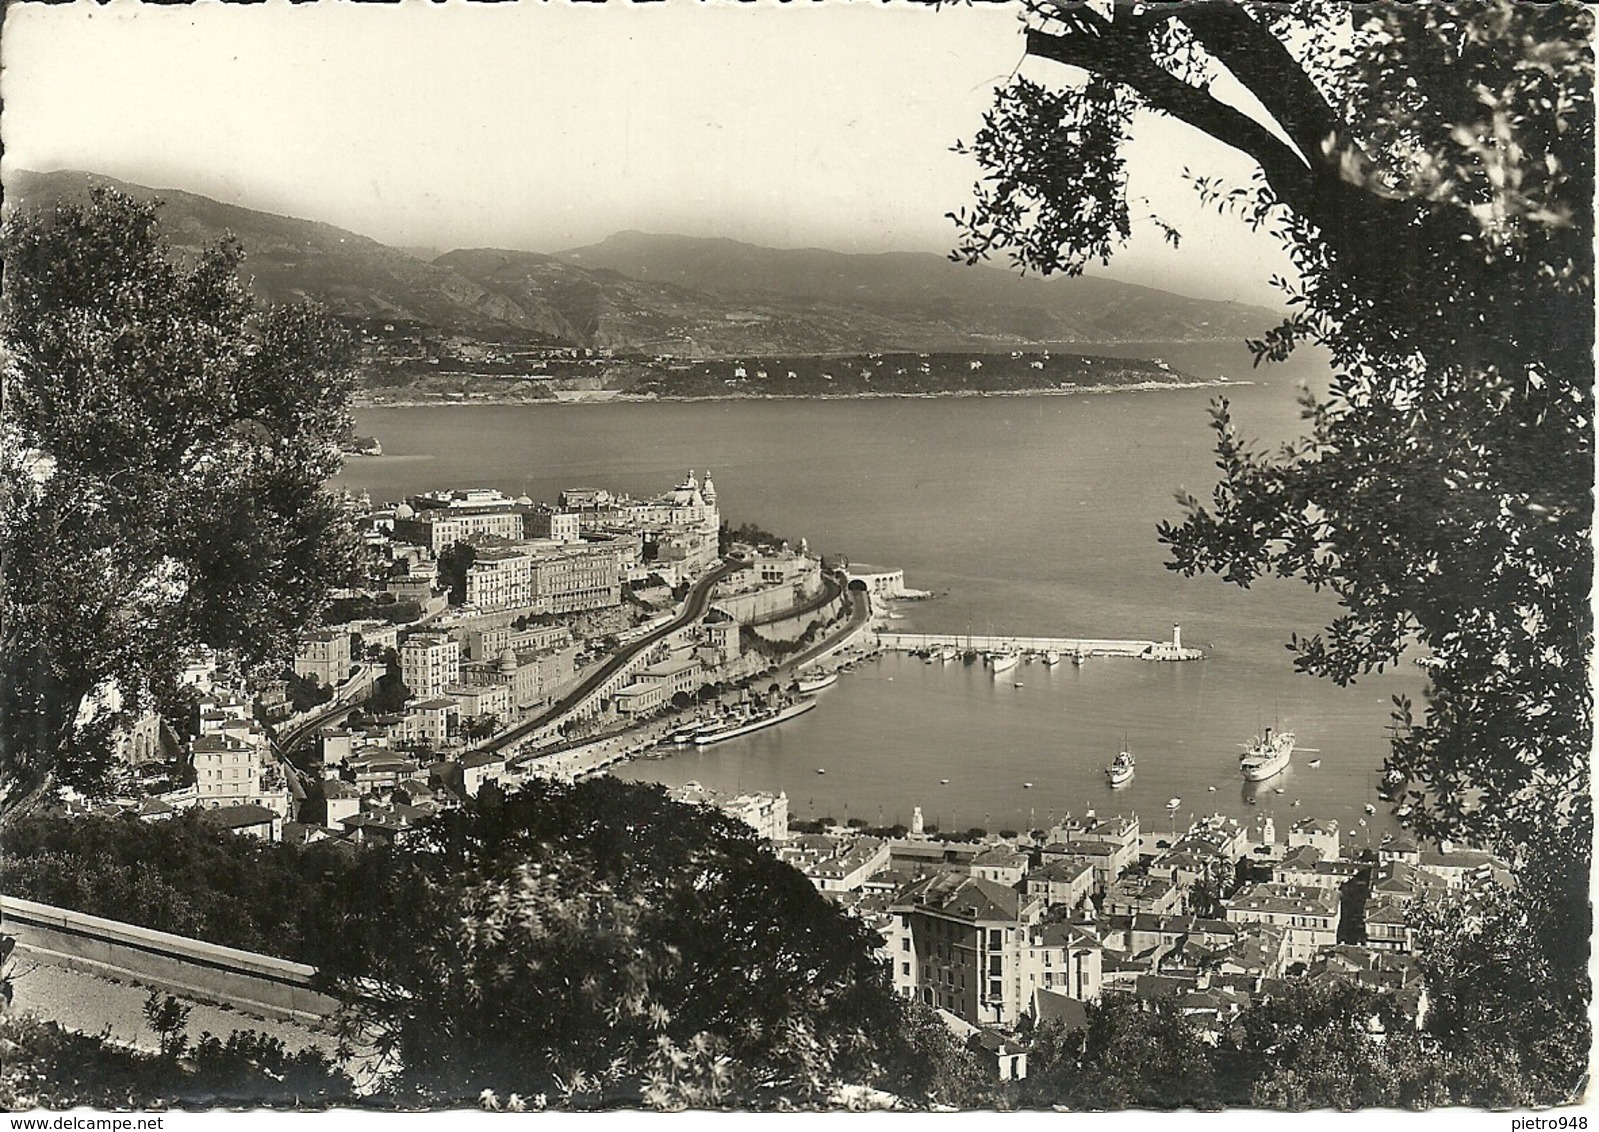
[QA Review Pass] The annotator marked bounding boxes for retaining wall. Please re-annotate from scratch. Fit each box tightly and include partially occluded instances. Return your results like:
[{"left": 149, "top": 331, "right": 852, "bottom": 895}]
[{"left": 1, "top": 895, "right": 338, "bottom": 1025}]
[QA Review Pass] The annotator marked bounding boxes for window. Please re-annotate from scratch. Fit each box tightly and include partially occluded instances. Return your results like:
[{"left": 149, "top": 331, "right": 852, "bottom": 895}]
[
  {"left": 901, "top": 938, "right": 910, "bottom": 952},
  {"left": 901, "top": 962, "right": 910, "bottom": 977}
]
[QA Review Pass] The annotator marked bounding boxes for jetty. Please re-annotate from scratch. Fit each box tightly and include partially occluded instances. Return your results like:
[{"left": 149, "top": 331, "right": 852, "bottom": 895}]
[{"left": 877, "top": 623, "right": 1203, "bottom": 662}]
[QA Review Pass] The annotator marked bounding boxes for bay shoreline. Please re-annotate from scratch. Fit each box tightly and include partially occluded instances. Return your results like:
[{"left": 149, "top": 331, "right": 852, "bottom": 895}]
[{"left": 352, "top": 378, "right": 1250, "bottom": 410}]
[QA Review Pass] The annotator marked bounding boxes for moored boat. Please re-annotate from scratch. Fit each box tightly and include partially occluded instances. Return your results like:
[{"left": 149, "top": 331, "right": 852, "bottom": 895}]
[
  {"left": 1239, "top": 726, "right": 1295, "bottom": 782},
  {"left": 694, "top": 697, "right": 818, "bottom": 746},
  {"left": 1043, "top": 650, "right": 1061, "bottom": 666},
  {"left": 990, "top": 651, "right": 1020, "bottom": 675},
  {"left": 1106, "top": 747, "right": 1135, "bottom": 787},
  {"left": 797, "top": 671, "right": 839, "bottom": 694}
]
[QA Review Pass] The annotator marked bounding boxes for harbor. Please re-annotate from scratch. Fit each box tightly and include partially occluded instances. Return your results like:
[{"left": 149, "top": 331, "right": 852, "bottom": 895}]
[{"left": 877, "top": 622, "right": 1204, "bottom": 662}]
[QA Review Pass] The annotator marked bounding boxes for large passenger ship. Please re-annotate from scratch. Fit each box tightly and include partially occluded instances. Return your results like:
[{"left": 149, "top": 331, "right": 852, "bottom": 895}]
[{"left": 1239, "top": 727, "right": 1295, "bottom": 782}]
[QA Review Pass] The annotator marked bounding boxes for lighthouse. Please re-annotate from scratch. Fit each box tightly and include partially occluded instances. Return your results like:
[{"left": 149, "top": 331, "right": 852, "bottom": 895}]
[{"left": 1173, "top": 623, "right": 1182, "bottom": 652}]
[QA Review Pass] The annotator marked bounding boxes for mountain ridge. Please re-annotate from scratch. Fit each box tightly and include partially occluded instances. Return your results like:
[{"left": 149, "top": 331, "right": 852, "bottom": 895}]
[{"left": 7, "top": 168, "right": 1281, "bottom": 355}]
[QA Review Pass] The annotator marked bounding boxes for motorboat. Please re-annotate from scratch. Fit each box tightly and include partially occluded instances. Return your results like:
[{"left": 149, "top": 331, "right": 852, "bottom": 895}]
[{"left": 797, "top": 671, "right": 839, "bottom": 694}]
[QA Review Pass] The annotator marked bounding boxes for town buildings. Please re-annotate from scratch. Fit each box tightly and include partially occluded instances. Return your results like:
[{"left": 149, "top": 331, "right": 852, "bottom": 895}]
[
  {"left": 391, "top": 488, "right": 525, "bottom": 552},
  {"left": 890, "top": 872, "right": 1045, "bottom": 1028},
  {"left": 463, "top": 539, "right": 624, "bottom": 615},
  {"left": 294, "top": 629, "right": 352, "bottom": 686},
  {"left": 667, "top": 782, "right": 790, "bottom": 843},
  {"left": 1223, "top": 882, "right": 1343, "bottom": 965},
  {"left": 401, "top": 633, "right": 461, "bottom": 700}
]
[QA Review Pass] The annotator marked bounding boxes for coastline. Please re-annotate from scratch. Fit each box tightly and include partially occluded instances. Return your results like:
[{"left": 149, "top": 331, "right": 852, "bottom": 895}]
[{"left": 352, "top": 378, "right": 1251, "bottom": 410}]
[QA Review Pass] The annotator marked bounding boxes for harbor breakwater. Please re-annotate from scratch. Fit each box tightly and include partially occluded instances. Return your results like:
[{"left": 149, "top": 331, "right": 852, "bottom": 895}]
[{"left": 878, "top": 626, "right": 1203, "bottom": 662}]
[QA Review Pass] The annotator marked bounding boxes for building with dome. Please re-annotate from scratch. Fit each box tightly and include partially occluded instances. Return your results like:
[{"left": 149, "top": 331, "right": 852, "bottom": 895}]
[
  {"left": 559, "top": 470, "right": 721, "bottom": 578},
  {"left": 462, "top": 642, "right": 577, "bottom": 711},
  {"left": 393, "top": 489, "right": 524, "bottom": 552}
]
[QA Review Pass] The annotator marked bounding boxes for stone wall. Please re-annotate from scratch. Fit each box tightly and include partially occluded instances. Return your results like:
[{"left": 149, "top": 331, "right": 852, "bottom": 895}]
[{"left": 1, "top": 895, "right": 338, "bottom": 1024}]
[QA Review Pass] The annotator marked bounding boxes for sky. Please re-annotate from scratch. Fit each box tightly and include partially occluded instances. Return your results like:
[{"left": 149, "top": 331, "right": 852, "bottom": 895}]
[{"left": 2, "top": 0, "right": 1298, "bottom": 307}]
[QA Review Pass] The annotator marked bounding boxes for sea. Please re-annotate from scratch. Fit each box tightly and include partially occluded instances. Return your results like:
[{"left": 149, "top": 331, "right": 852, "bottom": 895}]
[{"left": 333, "top": 340, "right": 1422, "bottom": 847}]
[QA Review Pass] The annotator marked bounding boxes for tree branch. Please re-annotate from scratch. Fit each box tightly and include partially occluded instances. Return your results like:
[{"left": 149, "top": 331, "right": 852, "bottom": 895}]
[
  {"left": 1024, "top": 22, "right": 1313, "bottom": 206},
  {"left": 1169, "top": 3, "right": 1346, "bottom": 167},
  {"left": 1023, "top": 13, "right": 1409, "bottom": 272}
]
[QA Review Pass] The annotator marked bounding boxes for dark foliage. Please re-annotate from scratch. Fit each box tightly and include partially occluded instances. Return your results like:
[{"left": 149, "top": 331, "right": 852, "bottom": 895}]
[
  {"left": 0, "top": 1011, "right": 353, "bottom": 1110},
  {"left": 322, "top": 777, "right": 986, "bottom": 1108},
  {"left": 435, "top": 541, "right": 477, "bottom": 606},
  {"left": 956, "top": 0, "right": 1592, "bottom": 1093},
  {"left": 1, "top": 188, "right": 359, "bottom": 810}
]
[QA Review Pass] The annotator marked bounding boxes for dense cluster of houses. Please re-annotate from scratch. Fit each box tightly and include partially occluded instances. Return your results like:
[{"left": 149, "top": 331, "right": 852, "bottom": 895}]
[
  {"left": 665, "top": 804, "right": 1514, "bottom": 1079},
  {"left": 88, "top": 472, "right": 869, "bottom": 854}
]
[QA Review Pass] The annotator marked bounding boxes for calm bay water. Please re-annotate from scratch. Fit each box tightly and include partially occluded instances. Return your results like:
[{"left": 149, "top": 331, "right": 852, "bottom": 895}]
[{"left": 335, "top": 341, "right": 1419, "bottom": 843}]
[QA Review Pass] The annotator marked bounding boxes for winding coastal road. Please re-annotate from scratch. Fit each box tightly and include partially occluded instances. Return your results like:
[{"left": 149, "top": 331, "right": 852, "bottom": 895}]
[{"left": 480, "top": 557, "right": 747, "bottom": 754}]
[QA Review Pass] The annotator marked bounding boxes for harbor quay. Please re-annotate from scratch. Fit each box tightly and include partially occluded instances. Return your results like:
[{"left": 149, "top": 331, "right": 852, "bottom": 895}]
[{"left": 878, "top": 622, "right": 1203, "bottom": 662}]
